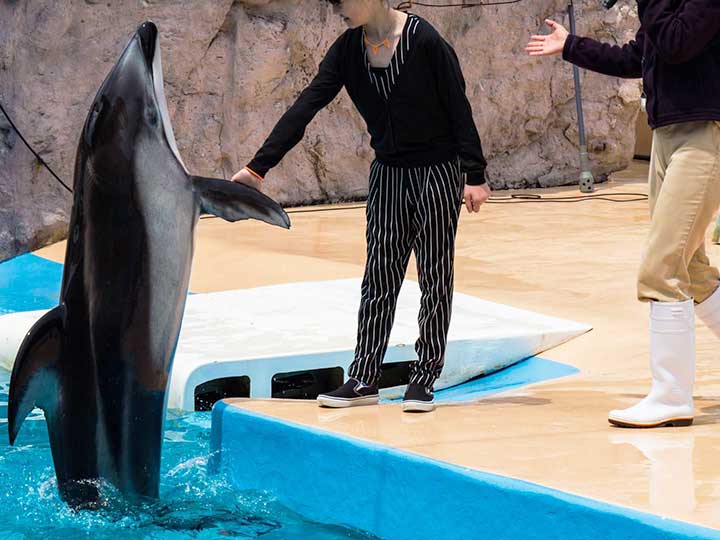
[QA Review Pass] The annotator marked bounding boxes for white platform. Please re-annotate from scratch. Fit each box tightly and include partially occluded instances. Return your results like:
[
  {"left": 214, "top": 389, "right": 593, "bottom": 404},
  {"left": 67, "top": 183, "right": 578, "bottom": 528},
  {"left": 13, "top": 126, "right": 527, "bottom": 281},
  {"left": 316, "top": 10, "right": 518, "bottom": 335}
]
[{"left": 0, "top": 279, "right": 590, "bottom": 410}]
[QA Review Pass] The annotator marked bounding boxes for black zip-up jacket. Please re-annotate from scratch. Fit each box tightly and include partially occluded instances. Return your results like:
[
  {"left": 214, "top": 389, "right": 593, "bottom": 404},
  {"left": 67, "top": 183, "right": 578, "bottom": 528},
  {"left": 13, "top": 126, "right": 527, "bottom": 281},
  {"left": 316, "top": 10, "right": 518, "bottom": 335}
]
[
  {"left": 247, "top": 15, "right": 487, "bottom": 185},
  {"left": 562, "top": 0, "right": 720, "bottom": 129}
]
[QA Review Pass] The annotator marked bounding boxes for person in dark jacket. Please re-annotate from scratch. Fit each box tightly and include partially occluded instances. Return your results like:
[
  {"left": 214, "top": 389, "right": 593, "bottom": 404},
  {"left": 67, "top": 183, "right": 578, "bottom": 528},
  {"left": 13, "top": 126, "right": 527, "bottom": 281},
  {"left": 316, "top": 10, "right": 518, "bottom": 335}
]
[
  {"left": 526, "top": 1, "right": 720, "bottom": 428},
  {"left": 231, "top": 0, "right": 491, "bottom": 412}
]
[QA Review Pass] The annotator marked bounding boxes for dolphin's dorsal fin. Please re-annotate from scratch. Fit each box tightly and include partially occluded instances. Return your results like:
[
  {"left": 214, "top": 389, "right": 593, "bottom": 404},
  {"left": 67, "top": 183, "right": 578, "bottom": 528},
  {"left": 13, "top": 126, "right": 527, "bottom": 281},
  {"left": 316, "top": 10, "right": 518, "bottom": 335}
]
[
  {"left": 191, "top": 176, "right": 291, "bottom": 230},
  {"left": 8, "top": 305, "right": 65, "bottom": 445}
]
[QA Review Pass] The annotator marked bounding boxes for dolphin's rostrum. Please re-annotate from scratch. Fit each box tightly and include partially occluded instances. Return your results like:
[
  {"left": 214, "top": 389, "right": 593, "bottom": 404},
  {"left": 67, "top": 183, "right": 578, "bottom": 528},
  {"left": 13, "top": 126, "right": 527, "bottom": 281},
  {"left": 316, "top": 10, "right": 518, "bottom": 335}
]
[{"left": 7, "top": 21, "right": 290, "bottom": 507}]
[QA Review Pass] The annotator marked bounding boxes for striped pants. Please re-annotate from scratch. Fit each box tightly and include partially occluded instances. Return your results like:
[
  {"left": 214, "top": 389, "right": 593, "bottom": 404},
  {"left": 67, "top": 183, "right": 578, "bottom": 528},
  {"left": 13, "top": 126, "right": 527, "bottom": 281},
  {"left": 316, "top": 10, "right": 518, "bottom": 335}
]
[{"left": 348, "top": 157, "right": 464, "bottom": 389}]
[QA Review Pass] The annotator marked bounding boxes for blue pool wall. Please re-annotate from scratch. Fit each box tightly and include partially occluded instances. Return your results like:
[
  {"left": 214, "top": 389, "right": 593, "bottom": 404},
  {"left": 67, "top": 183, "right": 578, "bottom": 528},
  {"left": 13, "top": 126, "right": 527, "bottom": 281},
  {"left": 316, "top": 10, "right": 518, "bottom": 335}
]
[{"left": 211, "top": 402, "right": 720, "bottom": 540}]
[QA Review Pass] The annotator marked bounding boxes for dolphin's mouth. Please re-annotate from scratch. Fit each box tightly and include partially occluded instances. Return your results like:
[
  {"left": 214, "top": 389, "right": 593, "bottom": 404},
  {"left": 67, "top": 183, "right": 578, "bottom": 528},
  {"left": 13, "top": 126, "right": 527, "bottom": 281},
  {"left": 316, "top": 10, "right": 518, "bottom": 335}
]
[
  {"left": 136, "top": 21, "right": 188, "bottom": 173},
  {"left": 137, "top": 22, "right": 158, "bottom": 70}
]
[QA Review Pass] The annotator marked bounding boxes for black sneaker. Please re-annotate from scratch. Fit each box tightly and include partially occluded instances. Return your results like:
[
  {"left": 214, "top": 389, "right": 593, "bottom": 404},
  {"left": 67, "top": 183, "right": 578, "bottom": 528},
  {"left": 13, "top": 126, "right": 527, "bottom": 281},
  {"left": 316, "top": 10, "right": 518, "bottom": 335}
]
[
  {"left": 402, "top": 383, "right": 436, "bottom": 413},
  {"left": 317, "top": 379, "right": 379, "bottom": 408}
]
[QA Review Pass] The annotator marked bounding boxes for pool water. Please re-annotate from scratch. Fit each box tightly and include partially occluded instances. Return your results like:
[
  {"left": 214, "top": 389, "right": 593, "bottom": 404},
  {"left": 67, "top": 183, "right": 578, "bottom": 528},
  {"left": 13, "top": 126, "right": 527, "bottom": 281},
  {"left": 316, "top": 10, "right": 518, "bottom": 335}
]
[{"left": 0, "top": 372, "right": 375, "bottom": 540}]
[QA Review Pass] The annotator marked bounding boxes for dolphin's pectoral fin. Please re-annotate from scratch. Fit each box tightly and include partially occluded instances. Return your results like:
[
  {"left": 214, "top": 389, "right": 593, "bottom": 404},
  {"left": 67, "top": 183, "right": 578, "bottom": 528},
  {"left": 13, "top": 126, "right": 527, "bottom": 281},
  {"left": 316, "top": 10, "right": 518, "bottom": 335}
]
[
  {"left": 8, "top": 305, "right": 65, "bottom": 445},
  {"left": 191, "top": 176, "right": 291, "bottom": 229}
]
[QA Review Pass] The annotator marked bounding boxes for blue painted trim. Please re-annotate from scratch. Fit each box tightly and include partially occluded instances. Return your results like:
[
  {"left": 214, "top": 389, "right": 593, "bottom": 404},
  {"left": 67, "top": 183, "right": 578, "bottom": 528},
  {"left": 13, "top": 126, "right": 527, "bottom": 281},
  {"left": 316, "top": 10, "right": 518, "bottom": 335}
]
[
  {"left": 433, "top": 357, "right": 579, "bottom": 403},
  {"left": 211, "top": 401, "right": 720, "bottom": 540},
  {"left": 0, "top": 254, "right": 63, "bottom": 314},
  {"left": 0, "top": 254, "right": 195, "bottom": 316},
  {"left": 382, "top": 357, "right": 580, "bottom": 404}
]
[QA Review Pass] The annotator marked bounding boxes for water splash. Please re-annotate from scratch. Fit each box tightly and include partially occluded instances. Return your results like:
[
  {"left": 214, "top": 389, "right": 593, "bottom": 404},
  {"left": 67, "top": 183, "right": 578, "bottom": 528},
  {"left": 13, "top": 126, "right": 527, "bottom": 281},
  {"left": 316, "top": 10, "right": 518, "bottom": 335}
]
[{"left": 0, "top": 372, "right": 375, "bottom": 540}]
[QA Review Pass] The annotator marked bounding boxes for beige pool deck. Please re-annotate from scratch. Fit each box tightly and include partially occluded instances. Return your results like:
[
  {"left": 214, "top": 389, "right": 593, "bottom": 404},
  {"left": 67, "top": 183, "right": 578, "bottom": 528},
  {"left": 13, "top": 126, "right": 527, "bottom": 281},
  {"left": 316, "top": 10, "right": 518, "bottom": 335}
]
[{"left": 37, "top": 161, "right": 720, "bottom": 531}]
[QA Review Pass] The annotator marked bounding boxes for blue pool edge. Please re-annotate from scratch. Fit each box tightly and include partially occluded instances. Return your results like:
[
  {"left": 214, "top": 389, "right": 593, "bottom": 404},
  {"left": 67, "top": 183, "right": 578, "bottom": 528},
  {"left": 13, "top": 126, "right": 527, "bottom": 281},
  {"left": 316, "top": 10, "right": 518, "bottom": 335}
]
[{"left": 209, "top": 400, "right": 720, "bottom": 540}]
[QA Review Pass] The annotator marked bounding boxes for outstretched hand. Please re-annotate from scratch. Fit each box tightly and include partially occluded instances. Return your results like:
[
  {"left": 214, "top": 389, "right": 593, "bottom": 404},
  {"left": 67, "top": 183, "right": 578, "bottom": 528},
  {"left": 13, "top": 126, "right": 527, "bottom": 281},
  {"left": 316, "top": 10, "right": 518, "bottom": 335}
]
[
  {"left": 230, "top": 168, "right": 262, "bottom": 190},
  {"left": 525, "top": 19, "right": 570, "bottom": 57}
]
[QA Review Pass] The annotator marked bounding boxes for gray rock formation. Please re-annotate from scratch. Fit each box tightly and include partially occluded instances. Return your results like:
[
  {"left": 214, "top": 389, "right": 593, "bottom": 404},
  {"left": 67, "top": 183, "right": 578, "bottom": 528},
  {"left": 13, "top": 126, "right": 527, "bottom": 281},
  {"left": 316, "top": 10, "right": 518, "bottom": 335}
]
[{"left": 0, "top": 0, "right": 641, "bottom": 261}]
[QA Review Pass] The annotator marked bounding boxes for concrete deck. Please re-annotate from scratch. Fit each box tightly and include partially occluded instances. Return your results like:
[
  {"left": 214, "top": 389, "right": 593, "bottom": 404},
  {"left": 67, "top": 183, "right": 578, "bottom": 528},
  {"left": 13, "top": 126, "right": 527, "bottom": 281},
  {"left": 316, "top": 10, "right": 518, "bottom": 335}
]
[{"left": 37, "top": 161, "right": 720, "bottom": 530}]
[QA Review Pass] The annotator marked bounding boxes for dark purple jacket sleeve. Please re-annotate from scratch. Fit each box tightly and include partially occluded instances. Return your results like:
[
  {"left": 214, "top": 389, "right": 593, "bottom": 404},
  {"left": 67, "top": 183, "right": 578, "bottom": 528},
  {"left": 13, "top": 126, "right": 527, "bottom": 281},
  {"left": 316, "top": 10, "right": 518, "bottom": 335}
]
[
  {"left": 247, "top": 36, "right": 345, "bottom": 178},
  {"left": 562, "top": 29, "right": 644, "bottom": 79},
  {"left": 640, "top": 0, "right": 720, "bottom": 64}
]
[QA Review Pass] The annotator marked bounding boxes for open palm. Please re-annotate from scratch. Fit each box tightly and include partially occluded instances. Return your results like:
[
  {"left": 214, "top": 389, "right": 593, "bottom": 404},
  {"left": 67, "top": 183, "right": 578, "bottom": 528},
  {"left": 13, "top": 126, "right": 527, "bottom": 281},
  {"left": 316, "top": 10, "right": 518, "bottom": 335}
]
[{"left": 526, "top": 19, "right": 569, "bottom": 57}]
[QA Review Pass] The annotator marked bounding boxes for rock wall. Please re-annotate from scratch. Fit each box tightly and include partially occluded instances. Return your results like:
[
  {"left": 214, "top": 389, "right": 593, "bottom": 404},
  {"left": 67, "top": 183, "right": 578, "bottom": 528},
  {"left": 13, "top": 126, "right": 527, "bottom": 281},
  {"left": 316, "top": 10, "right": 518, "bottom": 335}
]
[{"left": 0, "top": 0, "right": 642, "bottom": 260}]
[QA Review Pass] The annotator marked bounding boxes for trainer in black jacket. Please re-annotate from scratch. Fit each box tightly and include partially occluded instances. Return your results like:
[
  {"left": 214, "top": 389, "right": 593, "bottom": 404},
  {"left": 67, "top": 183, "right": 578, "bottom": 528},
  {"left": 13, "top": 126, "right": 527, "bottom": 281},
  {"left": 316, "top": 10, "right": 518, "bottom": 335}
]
[{"left": 246, "top": 14, "right": 488, "bottom": 186}]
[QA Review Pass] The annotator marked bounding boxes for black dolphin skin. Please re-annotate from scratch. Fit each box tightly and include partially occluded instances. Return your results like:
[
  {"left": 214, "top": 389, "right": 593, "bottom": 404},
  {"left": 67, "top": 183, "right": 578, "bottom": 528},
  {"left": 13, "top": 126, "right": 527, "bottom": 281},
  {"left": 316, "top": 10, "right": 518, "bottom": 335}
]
[{"left": 7, "top": 21, "right": 290, "bottom": 507}]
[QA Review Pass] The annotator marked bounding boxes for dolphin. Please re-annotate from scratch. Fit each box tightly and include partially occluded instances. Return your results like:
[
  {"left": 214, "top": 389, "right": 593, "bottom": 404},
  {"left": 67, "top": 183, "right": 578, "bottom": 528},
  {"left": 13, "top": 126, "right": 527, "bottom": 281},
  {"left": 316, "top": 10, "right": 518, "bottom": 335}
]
[{"left": 7, "top": 21, "right": 290, "bottom": 507}]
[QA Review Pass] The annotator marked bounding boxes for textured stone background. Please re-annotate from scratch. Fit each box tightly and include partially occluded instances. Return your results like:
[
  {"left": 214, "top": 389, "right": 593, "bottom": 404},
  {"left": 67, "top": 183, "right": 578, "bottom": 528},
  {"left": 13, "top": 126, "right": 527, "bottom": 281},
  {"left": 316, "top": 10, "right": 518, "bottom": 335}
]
[{"left": 0, "top": 0, "right": 642, "bottom": 260}]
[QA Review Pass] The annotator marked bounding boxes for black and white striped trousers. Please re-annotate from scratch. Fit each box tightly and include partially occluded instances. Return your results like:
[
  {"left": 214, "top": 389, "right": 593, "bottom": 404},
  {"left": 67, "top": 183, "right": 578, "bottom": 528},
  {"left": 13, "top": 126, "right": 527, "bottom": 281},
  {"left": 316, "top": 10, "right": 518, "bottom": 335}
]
[{"left": 348, "top": 157, "right": 464, "bottom": 389}]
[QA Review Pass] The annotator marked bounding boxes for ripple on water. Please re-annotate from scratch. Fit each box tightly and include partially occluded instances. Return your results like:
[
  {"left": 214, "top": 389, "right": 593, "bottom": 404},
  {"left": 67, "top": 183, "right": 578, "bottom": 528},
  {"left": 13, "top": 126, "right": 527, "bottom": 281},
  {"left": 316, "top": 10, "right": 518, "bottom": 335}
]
[{"left": 0, "top": 372, "right": 375, "bottom": 540}]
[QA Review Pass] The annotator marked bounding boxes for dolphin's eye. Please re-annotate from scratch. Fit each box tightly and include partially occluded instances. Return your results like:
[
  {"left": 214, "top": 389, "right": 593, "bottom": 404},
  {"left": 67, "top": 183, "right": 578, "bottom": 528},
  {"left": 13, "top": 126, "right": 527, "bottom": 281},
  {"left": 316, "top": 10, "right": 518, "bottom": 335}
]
[{"left": 146, "top": 108, "right": 158, "bottom": 126}]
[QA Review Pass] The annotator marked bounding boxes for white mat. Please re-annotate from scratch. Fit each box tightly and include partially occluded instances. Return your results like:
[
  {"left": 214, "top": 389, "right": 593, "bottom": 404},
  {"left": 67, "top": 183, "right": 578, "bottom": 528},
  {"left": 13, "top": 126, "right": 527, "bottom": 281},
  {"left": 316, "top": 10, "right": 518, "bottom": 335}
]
[{"left": 0, "top": 279, "right": 591, "bottom": 410}]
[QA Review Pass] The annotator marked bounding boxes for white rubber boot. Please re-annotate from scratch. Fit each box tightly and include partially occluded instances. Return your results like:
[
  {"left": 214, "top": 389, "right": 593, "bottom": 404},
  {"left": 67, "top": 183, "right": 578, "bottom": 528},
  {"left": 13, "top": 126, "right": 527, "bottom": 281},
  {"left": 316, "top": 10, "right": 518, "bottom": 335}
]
[
  {"left": 608, "top": 299, "right": 695, "bottom": 428},
  {"left": 695, "top": 285, "right": 720, "bottom": 337}
]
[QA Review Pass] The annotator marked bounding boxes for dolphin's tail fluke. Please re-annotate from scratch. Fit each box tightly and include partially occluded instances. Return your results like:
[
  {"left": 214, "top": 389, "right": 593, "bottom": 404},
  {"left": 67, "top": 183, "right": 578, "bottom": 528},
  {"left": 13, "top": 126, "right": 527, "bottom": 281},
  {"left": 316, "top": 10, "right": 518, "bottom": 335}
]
[
  {"left": 192, "top": 176, "right": 291, "bottom": 229},
  {"left": 8, "top": 305, "right": 65, "bottom": 445}
]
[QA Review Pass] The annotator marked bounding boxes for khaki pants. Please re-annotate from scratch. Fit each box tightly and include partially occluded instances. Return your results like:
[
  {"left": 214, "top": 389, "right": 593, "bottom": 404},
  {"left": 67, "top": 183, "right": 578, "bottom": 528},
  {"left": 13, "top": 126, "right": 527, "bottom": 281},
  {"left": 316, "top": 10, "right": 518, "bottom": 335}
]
[{"left": 638, "top": 121, "right": 720, "bottom": 303}]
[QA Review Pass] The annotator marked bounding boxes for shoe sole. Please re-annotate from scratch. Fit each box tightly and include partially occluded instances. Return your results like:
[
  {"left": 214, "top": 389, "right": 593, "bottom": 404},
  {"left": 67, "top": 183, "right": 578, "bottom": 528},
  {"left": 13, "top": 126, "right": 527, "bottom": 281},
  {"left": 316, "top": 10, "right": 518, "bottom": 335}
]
[
  {"left": 317, "top": 395, "right": 379, "bottom": 408},
  {"left": 402, "top": 400, "right": 436, "bottom": 413},
  {"left": 608, "top": 417, "right": 694, "bottom": 429}
]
